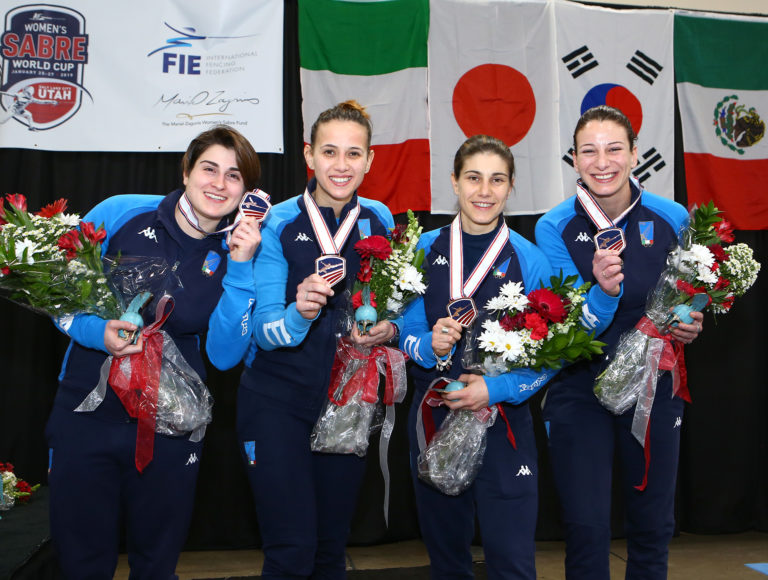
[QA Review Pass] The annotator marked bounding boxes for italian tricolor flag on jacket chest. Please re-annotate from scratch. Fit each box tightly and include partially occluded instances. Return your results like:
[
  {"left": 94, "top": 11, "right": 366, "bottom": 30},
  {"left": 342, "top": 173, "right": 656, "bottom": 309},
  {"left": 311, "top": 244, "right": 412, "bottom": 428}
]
[
  {"left": 675, "top": 13, "right": 768, "bottom": 230},
  {"left": 298, "top": 0, "right": 430, "bottom": 216}
]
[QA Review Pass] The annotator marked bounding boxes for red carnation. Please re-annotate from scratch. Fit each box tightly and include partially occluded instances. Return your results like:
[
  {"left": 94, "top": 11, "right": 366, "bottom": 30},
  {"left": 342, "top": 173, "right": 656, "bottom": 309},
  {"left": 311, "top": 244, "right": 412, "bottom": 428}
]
[
  {"left": 527, "top": 288, "right": 567, "bottom": 323},
  {"left": 676, "top": 280, "right": 710, "bottom": 302},
  {"left": 524, "top": 312, "right": 549, "bottom": 341},
  {"left": 36, "top": 198, "right": 68, "bottom": 218},
  {"left": 58, "top": 230, "right": 83, "bottom": 260},
  {"left": 352, "top": 289, "right": 377, "bottom": 309},
  {"left": 357, "top": 258, "right": 373, "bottom": 283},
  {"left": 715, "top": 219, "right": 735, "bottom": 243},
  {"left": 500, "top": 311, "right": 526, "bottom": 331},
  {"left": 0, "top": 205, "right": 6, "bottom": 226},
  {"left": 721, "top": 295, "right": 734, "bottom": 311},
  {"left": 709, "top": 244, "right": 728, "bottom": 263},
  {"left": 79, "top": 221, "right": 106, "bottom": 244},
  {"left": 5, "top": 193, "right": 27, "bottom": 211},
  {"left": 355, "top": 235, "right": 392, "bottom": 260},
  {"left": 1, "top": 266, "right": 9, "bottom": 276}
]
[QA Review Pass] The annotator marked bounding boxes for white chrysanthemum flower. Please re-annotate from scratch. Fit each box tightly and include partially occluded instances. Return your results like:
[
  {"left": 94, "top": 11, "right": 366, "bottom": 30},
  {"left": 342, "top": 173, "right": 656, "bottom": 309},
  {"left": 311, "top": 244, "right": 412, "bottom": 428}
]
[
  {"left": 397, "top": 264, "right": 426, "bottom": 294},
  {"left": 15, "top": 239, "right": 39, "bottom": 263},
  {"left": 499, "top": 331, "right": 526, "bottom": 363},
  {"left": 484, "top": 295, "right": 509, "bottom": 312},
  {"left": 57, "top": 213, "right": 81, "bottom": 227},
  {"left": 386, "top": 298, "right": 403, "bottom": 312},
  {"left": 688, "top": 243, "right": 715, "bottom": 268},
  {"left": 696, "top": 263, "right": 718, "bottom": 285},
  {"left": 478, "top": 321, "right": 506, "bottom": 353},
  {"left": 391, "top": 289, "right": 403, "bottom": 301},
  {"left": 500, "top": 281, "right": 529, "bottom": 310}
]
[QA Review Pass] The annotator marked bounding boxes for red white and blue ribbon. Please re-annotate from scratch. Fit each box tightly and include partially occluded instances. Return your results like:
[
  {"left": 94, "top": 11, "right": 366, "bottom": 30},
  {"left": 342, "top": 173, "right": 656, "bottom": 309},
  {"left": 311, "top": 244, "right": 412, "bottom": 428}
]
[
  {"left": 448, "top": 214, "right": 509, "bottom": 325},
  {"left": 575, "top": 177, "right": 641, "bottom": 252},
  {"left": 304, "top": 189, "right": 360, "bottom": 285},
  {"left": 177, "top": 192, "right": 239, "bottom": 237}
]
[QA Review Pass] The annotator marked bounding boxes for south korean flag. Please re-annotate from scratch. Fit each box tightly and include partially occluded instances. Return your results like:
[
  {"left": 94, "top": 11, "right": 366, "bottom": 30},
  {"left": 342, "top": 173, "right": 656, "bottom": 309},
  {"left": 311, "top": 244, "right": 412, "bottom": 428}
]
[{"left": 556, "top": 2, "right": 674, "bottom": 199}]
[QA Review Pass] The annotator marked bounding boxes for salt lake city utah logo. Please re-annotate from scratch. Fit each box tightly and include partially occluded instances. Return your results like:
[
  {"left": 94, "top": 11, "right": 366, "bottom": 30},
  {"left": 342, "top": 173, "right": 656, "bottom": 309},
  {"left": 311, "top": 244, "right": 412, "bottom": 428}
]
[
  {"left": 0, "top": 4, "right": 89, "bottom": 130},
  {"left": 714, "top": 95, "right": 765, "bottom": 155}
]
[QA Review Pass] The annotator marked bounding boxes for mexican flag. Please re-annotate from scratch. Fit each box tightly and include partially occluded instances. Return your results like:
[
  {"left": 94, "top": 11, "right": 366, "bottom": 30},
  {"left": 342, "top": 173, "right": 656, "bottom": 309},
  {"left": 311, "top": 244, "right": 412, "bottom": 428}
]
[
  {"left": 298, "top": 0, "right": 430, "bottom": 215},
  {"left": 675, "top": 13, "right": 768, "bottom": 230},
  {"left": 428, "top": 0, "right": 562, "bottom": 215}
]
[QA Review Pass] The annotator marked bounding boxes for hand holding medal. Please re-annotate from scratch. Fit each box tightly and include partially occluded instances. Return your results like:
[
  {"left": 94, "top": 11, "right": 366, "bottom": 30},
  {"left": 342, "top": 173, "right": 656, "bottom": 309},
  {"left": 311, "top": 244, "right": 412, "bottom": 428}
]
[
  {"left": 592, "top": 248, "right": 624, "bottom": 297},
  {"left": 229, "top": 189, "right": 271, "bottom": 262}
]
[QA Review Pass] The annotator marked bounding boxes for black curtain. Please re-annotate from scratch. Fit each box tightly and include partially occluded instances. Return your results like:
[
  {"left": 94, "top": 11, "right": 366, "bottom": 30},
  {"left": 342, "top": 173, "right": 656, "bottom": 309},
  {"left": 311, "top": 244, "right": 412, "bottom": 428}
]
[{"left": 0, "top": 0, "right": 765, "bottom": 553}]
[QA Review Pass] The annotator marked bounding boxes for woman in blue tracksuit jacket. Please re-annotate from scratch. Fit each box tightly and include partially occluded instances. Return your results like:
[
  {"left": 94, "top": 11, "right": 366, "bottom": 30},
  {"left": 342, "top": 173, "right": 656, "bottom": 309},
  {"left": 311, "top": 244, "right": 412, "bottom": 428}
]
[
  {"left": 46, "top": 125, "right": 262, "bottom": 579},
  {"left": 207, "top": 101, "right": 398, "bottom": 579},
  {"left": 398, "top": 135, "right": 618, "bottom": 580},
  {"left": 535, "top": 106, "right": 703, "bottom": 580}
]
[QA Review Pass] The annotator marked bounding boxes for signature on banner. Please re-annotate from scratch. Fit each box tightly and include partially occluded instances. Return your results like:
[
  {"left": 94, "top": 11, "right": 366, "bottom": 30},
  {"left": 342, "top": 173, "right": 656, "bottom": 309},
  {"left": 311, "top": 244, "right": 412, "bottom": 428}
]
[{"left": 156, "top": 90, "right": 260, "bottom": 113}]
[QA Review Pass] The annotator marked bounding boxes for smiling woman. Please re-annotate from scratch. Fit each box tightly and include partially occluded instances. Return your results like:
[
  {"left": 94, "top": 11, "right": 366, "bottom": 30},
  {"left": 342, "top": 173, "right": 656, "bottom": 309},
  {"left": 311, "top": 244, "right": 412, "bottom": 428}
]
[
  {"left": 396, "top": 134, "right": 560, "bottom": 579},
  {"left": 204, "top": 100, "right": 399, "bottom": 579},
  {"left": 45, "top": 124, "right": 261, "bottom": 580}
]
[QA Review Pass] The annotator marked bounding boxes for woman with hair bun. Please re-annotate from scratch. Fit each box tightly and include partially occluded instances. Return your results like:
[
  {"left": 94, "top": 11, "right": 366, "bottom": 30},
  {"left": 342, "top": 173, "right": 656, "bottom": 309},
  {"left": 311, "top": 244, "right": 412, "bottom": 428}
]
[{"left": 208, "top": 100, "right": 397, "bottom": 579}]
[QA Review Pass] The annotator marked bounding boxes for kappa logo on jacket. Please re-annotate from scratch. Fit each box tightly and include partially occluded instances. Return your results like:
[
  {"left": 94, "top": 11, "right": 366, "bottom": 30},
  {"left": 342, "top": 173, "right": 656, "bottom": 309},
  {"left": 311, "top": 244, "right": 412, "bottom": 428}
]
[
  {"left": 294, "top": 232, "right": 313, "bottom": 242},
  {"left": 516, "top": 465, "right": 533, "bottom": 476},
  {"left": 674, "top": 417, "right": 682, "bottom": 429},
  {"left": 139, "top": 226, "right": 158, "bottom": 243},
  {"left": 575, "top": 231, "right": 592, "bottom": 243},
  {"left": 185, "top": 453, "right": 199, "bottom": 466},
  {"left": 432, "top": 255, "right": 449, "bottom": 266}
]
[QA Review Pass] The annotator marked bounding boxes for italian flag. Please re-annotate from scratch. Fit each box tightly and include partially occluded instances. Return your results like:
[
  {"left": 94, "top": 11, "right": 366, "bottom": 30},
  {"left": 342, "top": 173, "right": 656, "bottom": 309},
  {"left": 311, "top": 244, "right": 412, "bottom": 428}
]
[
  {"left": 675, "top": 13, "right": 768, "bottom": 230},
  {"left": 298, "top": 0, "right": 430, "bottom": 215}
]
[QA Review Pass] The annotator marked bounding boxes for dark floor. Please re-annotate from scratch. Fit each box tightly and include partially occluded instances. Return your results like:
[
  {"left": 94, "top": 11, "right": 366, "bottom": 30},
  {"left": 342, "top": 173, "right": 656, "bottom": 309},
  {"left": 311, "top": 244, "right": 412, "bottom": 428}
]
[{"left": 115, "top": 531, "right": 768, "bottom": 579}]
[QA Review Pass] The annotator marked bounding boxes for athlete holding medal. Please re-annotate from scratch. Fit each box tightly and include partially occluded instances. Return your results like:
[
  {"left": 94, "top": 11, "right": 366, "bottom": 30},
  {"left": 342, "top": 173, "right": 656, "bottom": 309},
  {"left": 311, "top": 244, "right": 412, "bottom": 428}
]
[
  {"left": 535, "top": 105, "right": 703, "bottom": 579},
  {"left": 210, "top": 101, "right": 396, "bottom": 579},
  {"left": 399, "top": 135, "right": 599, "bottom": 579}
]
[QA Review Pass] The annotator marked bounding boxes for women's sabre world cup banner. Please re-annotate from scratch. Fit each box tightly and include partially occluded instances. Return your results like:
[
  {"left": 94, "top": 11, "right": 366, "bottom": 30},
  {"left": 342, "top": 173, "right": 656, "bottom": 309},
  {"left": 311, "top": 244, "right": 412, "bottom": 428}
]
[{"left": 0, "top": 1, "right": 284, "bottom": 152}]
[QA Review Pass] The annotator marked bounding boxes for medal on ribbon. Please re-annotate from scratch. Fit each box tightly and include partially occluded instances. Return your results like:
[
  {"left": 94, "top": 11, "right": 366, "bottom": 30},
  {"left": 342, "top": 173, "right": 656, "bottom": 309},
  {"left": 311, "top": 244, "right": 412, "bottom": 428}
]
[
  {"left": 447, "top": 215, "right": 509, "bottom": 328},
  {"left": 315, "top": 255, "right": 346, "bottom": 286},
  {"left": 304, "top": 190, "right": 360, "bottom": 287},
  {"left": 240, "top": 189, "right": 271, "bottom": 222},
  {"left": 594, "top": 227, "right": 626, "bottom": 252},
  {"left": 575, "top": 178, "right": 642, "bottom": 255},
  {"left": 447, "top": 297, "right": 478, "bottom": 327}
]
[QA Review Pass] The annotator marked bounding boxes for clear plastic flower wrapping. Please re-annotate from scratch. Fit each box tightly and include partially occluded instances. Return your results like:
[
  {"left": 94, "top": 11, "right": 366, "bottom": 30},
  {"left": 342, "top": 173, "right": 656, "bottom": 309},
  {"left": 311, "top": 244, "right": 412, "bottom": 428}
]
[
  {"left": 311, "top": 337, "right": 408, "bottom": 458},
  {"left": 417, "top": 404, "right": 497, "bottom": 496},
  {"left": 593, "top": 227, "right": 690, "bottom": 416}
]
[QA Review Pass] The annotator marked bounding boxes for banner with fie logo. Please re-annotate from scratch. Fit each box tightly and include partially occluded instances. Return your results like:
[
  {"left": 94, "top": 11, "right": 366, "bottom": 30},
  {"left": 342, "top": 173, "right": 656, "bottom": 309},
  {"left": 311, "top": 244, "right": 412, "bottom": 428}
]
[{"left": 0, "top": 1, "right": 283, "bottom": 152}]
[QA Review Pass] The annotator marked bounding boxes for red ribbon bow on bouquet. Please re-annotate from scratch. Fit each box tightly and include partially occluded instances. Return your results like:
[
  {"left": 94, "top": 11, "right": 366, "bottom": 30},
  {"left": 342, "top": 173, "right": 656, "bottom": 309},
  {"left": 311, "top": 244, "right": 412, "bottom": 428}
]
[
  {"left": 631, "top": 316, "right": 692, "bottom": 491},
  {"left": 418, "top": 383, "right": 517, "bottom": 451},
  {"left": 327, "top": 337, "right": 408, "bottom": 408},
  {"left": 108, "top": 296, "right": 174, "bottom": 473}
]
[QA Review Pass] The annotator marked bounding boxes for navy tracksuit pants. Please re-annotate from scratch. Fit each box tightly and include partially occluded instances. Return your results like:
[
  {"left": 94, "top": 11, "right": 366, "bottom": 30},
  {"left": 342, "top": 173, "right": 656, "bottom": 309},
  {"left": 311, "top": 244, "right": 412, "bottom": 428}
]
[
  {"left": 237, "top": 387, "right": 367, "bottom": 580},
  {"left": 46, "top": 408, "right": 202, "bottom": 579},
  {"left": 408, "top": 395, "right": 539, "bottom": 580},
  {"left": 544, "top": 378, "right": 684, "bottom": 580}
]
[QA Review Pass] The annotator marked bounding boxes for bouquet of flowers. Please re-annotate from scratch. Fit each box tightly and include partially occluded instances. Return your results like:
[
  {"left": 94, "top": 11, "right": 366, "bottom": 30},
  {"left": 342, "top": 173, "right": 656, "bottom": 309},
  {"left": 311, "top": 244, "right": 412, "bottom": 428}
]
[
  {"left": 311, "top": 211, "right": 425, "bottom": 460},
  {"left": 350, "top": 209, "right": 426, "bottom": 332},
  {"left": 462, "top": 273, "right": 606, "bottom": 375},
  {"left": 0, "top": 194, "right": 213, "bottom": 472},
  {"left": 0, "top": 462, "right": 40, "bottom": 510},
  {"left": 417, "top": 274, "right": 604, "bottom": 496},
  {"left": 594, "top": 202, "right": 761, "bottom": 417},
  {"left": 0, "top": 194, "right": 120, "bottom": 318}
]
